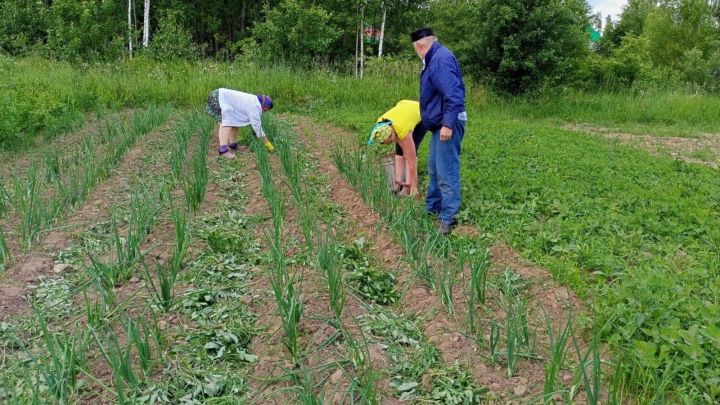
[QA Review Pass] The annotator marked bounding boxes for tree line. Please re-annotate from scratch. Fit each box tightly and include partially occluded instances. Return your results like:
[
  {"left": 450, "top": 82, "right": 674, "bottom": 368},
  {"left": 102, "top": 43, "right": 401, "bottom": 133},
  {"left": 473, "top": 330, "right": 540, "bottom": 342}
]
[{"left": 1, "top": 0, "right": 718, "bottom": 93}]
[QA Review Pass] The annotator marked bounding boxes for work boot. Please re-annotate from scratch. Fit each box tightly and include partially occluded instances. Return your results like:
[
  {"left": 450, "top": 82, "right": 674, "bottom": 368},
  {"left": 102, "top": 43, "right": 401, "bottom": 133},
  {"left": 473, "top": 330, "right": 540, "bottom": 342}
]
[{"left": 439, "top": 221, "right": 454, "bottom": 235}]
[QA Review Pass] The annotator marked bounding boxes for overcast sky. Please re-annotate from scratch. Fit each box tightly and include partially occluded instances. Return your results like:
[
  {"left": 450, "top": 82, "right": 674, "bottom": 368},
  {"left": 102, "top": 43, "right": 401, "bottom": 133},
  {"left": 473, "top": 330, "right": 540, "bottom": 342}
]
[{"left": 588, "top": 0, "right": 627, "bottom": 20}]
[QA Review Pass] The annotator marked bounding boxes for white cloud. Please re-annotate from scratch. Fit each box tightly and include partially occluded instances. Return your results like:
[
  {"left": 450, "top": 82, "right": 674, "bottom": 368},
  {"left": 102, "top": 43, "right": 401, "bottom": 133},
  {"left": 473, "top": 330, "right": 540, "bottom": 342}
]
[{"left": 588, "top": 0, "right": 627, "bottom": 20}]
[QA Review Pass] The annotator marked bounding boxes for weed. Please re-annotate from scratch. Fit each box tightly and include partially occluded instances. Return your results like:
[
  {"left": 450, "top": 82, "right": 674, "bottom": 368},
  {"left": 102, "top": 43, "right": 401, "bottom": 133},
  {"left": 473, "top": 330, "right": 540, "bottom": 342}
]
[
  {"left": 319, "top": 228, "right": 345, "bottom": 319},
  {"left": 0, "top": 228, "right": 9, "bottom": 271},
  {"left": 29, "top": 276, "right": 73, "bottom": 319},
  {"left": 144, "top": 262, "right": 176, "bottom": 312},
  {"left": 543, "top": 313, "right": 573, "bottom": 403},
  {"left": 34, "top": 307, "right": 85, "bottom": 402},
  {"left": 170, "top": 207, "right": 191, "bottom": 277},
  {"left": 425, "top": 363, "right": 489, "bottom": 403},
  {"left": 43, "top": 151, "right": 61, "bottom": 183},
  {"left": 126, "top": 318, "right": 154, "bottom": 376},
  {"left": 0, "top": 184, "right": 8, "bottom": 216},
  {"left": 361, "top": 309, "right": 423, "bottom": 349},
  {"left": 91, "top": 326, "right": 140, "bottom": 398},
  {"left": 182, "top": 139, "right": 209, "bottom": 212},
  {"left": 296, "top": 368, "right": 323, "bottom": 404},
  {"left": 11, "top": 164, "right": 44, "bottom": 247},
  {"left": 200, "top": 329, "right": 257, "bottom": 363}
]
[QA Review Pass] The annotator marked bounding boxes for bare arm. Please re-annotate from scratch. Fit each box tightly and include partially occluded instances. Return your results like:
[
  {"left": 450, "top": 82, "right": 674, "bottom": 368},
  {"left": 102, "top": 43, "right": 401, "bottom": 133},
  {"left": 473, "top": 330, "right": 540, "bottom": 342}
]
[
  {"left": 397, "top": 132, "right": 417, "bottom": 196},
  {"left": 249, "top": 107, "right": 266, "bottom": 138}
]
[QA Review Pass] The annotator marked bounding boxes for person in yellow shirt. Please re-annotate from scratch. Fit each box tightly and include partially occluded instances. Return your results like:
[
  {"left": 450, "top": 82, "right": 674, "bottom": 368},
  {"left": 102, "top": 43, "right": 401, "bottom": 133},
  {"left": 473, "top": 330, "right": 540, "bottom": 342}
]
[{"left": 368, "top": 100, "right": 426, "bottom": 196}]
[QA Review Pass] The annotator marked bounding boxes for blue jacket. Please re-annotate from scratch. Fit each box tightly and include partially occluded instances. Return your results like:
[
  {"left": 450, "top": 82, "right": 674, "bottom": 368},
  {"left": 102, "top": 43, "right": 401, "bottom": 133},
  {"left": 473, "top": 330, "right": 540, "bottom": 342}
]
[{"left": 419, "top": 41, "right": 466, "bottom": 131}]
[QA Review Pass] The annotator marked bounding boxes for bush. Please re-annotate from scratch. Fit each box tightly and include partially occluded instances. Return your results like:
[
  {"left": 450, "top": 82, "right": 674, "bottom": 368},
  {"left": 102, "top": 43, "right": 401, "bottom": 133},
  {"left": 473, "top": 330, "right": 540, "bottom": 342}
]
[
  {"left": 145, "top": 10, "right": 198, "bottom": 61},
  {"left": 251, "top": 0, "right": 339, "bottom": 65},
  {"left": 434, "top": 0, "right": 590, "bottom": 94}
]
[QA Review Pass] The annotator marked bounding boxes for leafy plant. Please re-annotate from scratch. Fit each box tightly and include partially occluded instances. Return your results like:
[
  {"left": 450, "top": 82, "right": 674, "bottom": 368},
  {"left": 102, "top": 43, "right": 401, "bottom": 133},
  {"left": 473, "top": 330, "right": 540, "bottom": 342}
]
[
  {"left": 425, "top": 363, "right": 489, "bottom": 404},
  {"left": 200, "top": 329, "right": 257, "bottom": 363},
  {"left": 29, "top": 276, "right": 73, "bottom": 320}
]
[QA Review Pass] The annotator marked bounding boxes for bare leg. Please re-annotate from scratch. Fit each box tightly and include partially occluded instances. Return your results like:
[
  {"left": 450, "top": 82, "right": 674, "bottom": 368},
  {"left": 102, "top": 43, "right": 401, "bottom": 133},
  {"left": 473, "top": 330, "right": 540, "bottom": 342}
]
[
  {"left": 218, "top": 126, "right": 235, "bottom": 158},
  {"left": 229, "top": 127, "right": 238, "bottom": 145},
  {"left": 219, "top": 126, "right": 232, "bottom": 147}
]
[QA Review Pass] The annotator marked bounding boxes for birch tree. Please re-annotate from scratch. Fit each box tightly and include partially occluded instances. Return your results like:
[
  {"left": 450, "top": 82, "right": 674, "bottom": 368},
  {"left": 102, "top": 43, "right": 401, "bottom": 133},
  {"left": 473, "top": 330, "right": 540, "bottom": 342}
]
[
  {"left": 128, "top": 0, "right": 133, "bottom": 57},
  {"left": 378, "top": 2, "right": 386, "bottom": 57},
  {"left": 143, "top": 0, "right": 150, "bottom": 47}
]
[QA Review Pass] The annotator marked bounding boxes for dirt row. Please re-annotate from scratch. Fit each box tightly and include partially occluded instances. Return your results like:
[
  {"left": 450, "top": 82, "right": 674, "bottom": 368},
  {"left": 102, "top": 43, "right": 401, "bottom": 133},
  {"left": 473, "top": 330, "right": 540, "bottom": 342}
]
[
  {"left": 565, "top": 123, "right": 720, "bottom": 169},
  {"left": 290, "top": 115, "right": 588, "bottom": 402},
  {"left": 224, "top": 135, "right": 394, "bottom": 403},
  {"left": 1, "top": 111, "right": 594, "bottom": 403},
  {"left": 0, "top": 116, "right": 173, "bottom": 321}
]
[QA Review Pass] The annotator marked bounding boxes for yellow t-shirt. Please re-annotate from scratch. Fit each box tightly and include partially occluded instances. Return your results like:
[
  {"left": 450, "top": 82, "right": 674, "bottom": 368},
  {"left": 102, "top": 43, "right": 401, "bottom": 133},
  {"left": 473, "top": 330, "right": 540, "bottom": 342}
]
[{"left": 377, "top": 100, "right": 421, "bottom": 140}]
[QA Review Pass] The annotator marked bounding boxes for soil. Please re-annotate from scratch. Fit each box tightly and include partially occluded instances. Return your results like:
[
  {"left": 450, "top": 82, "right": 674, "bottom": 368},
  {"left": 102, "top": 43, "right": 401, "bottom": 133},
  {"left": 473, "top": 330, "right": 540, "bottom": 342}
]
[
  {"left": 0, "top": 114, "right": 601, "bottom": 403},
  {"left": 0, "top": 115, "right": 172, "bottom": 321},
  {"left": 564, "top": 123, "right": 720, "bottom": 169},
  {"left": 231, "top": 133, "right": 385, "bottom": 403},
  {"left": 290, "top": 114, "right": 591, "bottom": 402}
]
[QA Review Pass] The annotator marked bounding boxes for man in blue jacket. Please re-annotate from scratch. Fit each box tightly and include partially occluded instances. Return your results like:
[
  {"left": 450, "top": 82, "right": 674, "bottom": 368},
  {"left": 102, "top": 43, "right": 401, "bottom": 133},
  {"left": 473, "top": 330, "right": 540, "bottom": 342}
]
[{"left": 411, "top": 27, "right": 467, "bottom": 235}]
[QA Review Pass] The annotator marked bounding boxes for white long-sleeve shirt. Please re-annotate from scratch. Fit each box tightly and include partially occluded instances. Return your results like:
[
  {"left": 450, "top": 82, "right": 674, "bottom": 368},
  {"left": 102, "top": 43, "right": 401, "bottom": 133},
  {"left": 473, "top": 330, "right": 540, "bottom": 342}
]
[{"left": 218, "top": 88, "right": 266, "bottom": 138}]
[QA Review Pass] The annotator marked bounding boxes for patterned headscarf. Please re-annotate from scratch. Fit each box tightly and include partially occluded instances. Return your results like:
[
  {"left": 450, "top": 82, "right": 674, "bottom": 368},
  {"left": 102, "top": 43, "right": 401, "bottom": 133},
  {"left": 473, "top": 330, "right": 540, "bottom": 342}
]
[
  {"left": 367, "top": 121, "right": 394, "bottom": 145},
  {"left": 257, "top": 94, "right": 274, "bottom": 110}
]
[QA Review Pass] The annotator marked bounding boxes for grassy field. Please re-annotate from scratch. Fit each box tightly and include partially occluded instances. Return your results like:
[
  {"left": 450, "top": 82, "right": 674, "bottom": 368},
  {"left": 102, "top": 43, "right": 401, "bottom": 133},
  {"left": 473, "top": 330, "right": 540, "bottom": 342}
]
[{"left": 1, "top": 57, "right": 720, "bottom": 403}]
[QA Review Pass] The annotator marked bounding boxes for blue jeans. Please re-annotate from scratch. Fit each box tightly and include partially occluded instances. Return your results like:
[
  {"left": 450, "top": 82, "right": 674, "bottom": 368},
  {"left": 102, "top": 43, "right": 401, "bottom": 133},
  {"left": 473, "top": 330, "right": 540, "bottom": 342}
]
[{"left": 426, "top": 114, "right": 466, "bottom": 224}]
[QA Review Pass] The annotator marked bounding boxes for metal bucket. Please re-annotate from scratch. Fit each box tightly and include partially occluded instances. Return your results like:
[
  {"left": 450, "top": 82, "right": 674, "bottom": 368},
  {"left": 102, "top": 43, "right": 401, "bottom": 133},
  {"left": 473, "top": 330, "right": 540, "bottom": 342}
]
[
  {"left": 381, "top": 157, "right": 405, "bottom": 191},
  {"left": 382, "top": 159, "right": 395, "bottom": 190}
]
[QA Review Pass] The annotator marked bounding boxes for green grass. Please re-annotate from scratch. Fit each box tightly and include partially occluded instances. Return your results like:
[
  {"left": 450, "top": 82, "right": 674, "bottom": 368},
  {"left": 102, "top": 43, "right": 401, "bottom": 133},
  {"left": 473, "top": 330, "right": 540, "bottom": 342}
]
[
  {"left": 3, "top": 57, "right": 720, "bottom": 401},
  {"left": 490, "top": 91, "right": 720, "bottom": 137},
  {"left": 454, "top": 116, "right": 720, "bottom": 400}
]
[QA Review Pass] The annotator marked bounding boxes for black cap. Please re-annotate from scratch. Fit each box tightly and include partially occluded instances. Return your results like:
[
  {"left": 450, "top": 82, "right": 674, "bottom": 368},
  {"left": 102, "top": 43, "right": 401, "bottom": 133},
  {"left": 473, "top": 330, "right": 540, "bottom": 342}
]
[{"left": 411, "top": 27, "right": 434, "bottom": 42}]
